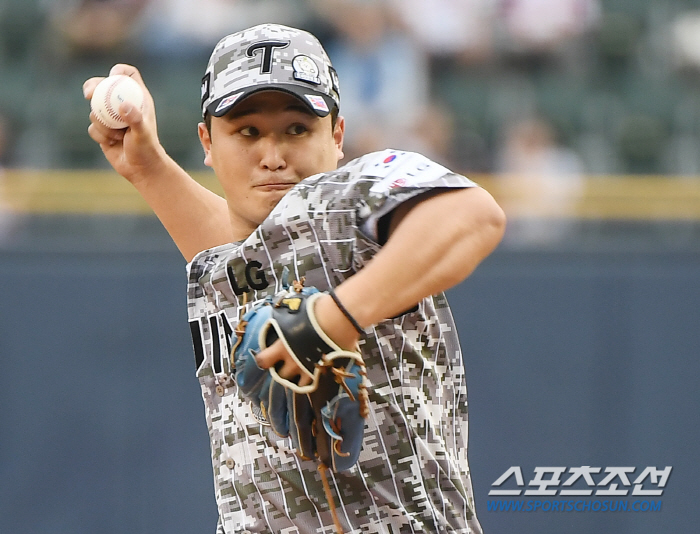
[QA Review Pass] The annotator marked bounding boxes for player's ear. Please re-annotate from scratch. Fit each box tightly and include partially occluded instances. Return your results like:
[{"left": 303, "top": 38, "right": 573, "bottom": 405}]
[
  {"left": 198, "top": 121, "right": 213, "bottom": 167},
  {"left": 333, "top": 115, "right": 345, "bottom": 162}
]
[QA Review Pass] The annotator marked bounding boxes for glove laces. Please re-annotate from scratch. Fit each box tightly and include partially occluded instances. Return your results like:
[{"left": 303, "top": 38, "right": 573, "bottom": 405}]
[{"left": 318, "top": 464, "right": 345, "bottom": 534}]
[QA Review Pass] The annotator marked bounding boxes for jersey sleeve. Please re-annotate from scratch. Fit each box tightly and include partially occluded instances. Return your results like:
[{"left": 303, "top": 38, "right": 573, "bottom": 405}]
[{"left": 351, "top": 149, "right": 478, "bottom": 244}]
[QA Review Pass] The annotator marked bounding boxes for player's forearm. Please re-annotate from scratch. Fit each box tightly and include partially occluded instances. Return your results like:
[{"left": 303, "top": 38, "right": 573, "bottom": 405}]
[
  {"left": 334, "top": 187, "right": 506, "bottom": 329},
  {"left": 128, "top": 155, "right": 232, "bottom": 261}
]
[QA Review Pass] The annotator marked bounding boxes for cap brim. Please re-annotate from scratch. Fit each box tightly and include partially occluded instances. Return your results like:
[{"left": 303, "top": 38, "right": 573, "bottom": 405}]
[{"left": 206, "top": 84, "right": 337, "bottom": 118}]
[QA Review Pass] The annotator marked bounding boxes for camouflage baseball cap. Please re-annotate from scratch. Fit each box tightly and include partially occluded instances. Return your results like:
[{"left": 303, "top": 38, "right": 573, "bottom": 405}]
[{"left": 201, "top": 24, "right": 340, "bottom": 119}]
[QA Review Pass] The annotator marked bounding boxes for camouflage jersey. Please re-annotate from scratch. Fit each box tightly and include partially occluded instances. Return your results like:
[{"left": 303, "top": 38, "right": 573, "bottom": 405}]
[{"left": 186, "top": 149, "right": 483, "bottom": 534}]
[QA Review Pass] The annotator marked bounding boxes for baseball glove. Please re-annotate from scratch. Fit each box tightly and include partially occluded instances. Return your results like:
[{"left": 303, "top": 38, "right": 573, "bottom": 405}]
[{"left": 232, "top": 277, "right": 369, "bottom": 473}]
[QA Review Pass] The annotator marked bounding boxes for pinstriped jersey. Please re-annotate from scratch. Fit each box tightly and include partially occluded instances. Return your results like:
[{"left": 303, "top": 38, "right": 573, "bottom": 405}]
[{"left": 186, "top": 150, "right": 483, "bottom": 534}]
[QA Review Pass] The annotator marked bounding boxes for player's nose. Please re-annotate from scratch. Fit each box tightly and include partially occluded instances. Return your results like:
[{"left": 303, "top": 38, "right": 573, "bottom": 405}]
[{"left": 258, "top": 136, "right": 287, "bottom": 171}]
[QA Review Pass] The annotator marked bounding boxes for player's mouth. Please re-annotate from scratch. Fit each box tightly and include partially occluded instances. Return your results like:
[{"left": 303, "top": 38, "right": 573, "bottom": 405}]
[{"left": 254, "top": 180, "right": 298, "bottom": 191}]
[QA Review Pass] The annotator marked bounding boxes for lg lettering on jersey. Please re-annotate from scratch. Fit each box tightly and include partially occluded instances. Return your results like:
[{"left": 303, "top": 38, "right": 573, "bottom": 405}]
[
  {"left": 246, "top": 41, "right": 290, "bottom": 74},
  {"left": 226, "top": 260, "right": 269, "bottom": 296}
]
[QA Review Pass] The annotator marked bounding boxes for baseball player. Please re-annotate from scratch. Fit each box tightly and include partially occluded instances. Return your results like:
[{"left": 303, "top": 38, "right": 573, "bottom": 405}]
[{"left": 84, "top": 23, "right": 505, "bottom": 534}]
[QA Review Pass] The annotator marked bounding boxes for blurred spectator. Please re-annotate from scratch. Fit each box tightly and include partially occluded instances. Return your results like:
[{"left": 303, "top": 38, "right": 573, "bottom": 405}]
[
  {"left": 389, "top": 0, "right": 497, "bottom": 67},
  {"left": 496, "top": 0, "right": 601, "bottom": 68},
  {"left": 397, "top": 102, "right": 462, "bottom": 170},
  {"left": 671, "top": 10, "right": 700, "bottom": 73},
  {"left": 497, "top": 116, "right": 583, "bottom": 175},
  {"left": 311, "top": 0, "right": 429, "bottom": 160},
  {"left": 43, "top": 0, "right": 150, "bottom": 59},
  {"left": 496, "top": 116, "right": 584, "bottom": 246},
  {"left": 136, "top": 0, "right": 311, "bottom": 60}
]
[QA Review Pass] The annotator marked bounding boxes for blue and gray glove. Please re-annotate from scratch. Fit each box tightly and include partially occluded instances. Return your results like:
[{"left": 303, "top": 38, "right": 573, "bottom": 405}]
[{"left": 232, "top": 278, "right": 369, "bottom": 472}]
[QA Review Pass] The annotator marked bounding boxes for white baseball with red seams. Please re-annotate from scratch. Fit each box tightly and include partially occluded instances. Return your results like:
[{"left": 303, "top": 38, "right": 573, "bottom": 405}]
[{"left": 90, "top": 75, "right": 144, "bottom": 129}]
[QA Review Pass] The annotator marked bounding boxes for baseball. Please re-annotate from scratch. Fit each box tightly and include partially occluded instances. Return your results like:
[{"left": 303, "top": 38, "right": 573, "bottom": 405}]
[{"left": 90, "top": 74, "right": 144, "bottom": 129}]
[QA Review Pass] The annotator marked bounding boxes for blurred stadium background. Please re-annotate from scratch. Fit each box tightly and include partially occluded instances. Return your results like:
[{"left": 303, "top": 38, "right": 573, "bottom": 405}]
[{"left": 1, "top": 1, "right": 699, "bottom": 533}]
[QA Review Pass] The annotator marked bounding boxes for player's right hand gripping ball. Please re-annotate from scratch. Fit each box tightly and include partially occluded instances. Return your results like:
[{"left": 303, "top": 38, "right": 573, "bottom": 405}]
[
  {"left": 232, "top": 280, "right": 369, "bottom": 472},
  {"left": 90, "top": 74, "right": 144, "bottom": 129}
]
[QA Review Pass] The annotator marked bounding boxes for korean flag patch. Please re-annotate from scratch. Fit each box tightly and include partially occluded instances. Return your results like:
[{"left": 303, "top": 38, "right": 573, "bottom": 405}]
[{"left": 305, "top": 94, "right": 329, "bottom": 113}]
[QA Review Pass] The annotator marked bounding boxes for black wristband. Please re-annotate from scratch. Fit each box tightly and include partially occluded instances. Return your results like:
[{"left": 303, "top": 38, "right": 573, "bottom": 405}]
[{"left": 328, "top": 289, "right": 364, "bottom": 335}]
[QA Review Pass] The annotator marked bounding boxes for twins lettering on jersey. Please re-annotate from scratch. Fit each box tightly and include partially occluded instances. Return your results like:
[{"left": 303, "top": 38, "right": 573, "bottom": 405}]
[{"left": 190, "top": 259, "right": 269, "bottom": 375}]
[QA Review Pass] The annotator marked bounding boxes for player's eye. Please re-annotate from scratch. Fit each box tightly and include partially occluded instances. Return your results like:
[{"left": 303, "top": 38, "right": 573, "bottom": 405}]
[
  {"left": 240, "top": 126, "right": 259, "bottom": 137},
  {"left": 287, "top": 124, "right": 308, "bottom": 136}
]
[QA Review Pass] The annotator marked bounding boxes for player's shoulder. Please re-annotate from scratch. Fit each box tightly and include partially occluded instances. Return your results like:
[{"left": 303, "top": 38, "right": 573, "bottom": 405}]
[
  {"left": 298, "top": 149, "right": 477, "bottom": 203},
  {"left": 341, "top": 149, "right": 442, "bottom": 176},
  {"left": 337, "top": 149, "right": 476, "bottom": 194},
  {"left": 187, "top": 242, "right": 240, "bottom": 278}
]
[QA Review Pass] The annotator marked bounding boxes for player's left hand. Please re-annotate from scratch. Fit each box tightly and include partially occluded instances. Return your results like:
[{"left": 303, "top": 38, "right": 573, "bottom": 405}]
[
  {"left": 255, "top": 339, "right": 314, "bottom": 387},
  {"left": 254, "top": 292, "right": 360, "bottom": 387},
  {"left": 233, "top": 282, "right": 368, "bottom": 472}
]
